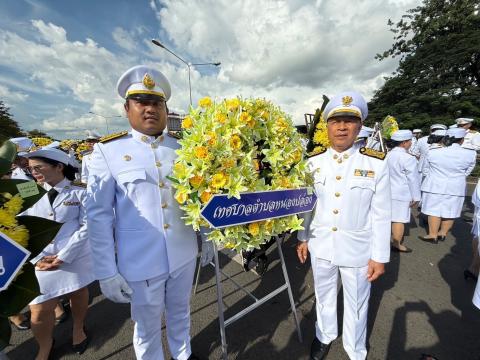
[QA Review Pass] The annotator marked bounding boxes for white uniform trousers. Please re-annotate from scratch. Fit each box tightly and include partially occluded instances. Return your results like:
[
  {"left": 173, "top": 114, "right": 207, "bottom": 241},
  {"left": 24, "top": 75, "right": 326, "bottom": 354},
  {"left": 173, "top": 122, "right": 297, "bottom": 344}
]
[
  {"left": 129, "top": 259, "right": 196, "bottom": 360},
  {"left": 312, "top": 257, "right": 371, "bottom": 360}
]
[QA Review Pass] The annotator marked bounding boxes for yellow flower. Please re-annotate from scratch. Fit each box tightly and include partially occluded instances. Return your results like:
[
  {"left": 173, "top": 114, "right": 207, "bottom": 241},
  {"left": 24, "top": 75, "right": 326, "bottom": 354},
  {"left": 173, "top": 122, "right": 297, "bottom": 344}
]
[
  {"left": 189, "top": 175, "right": 204, "bottom": 188},
  {"left": 173, "top": 163, "right": 188, "bottom": 178},
  {"left": 223, "top": 159, "right": 236, "bottom": 169},
  {"left": 4, "top": 194, "right": 23, "bottom": 215},
  {"left": 200, "top": 190, "right": 213, "bottom": 203},
  {"left": 211, "top": 173, "right": 228, "bottom": 188},
  {"left": 194, "top": 146, "right": 208, "bottom": 159},
  {"left": 226, "top": 98, "right": 240, "bottom": 111},
  {"left": 230, "top": 135, "right": 242, "bottom": 150},
  {"left": 275, "top": 118, "right": 288, "bottom": 132},
  {"left": 240, "top": 112, "right": 250, "bottom": 122},
  {"left": 2, "top": 226, "right": 29, "bottom": 248},
  {"left": 260, "top": 111, "right": 270, "bottom": 120},
  {"left": 0, "top": 209, "right": 17, "bottom": 228},
  {"left": 248, "top": 222, "right": 260, "bottom": 236},
  {"left": 264, "top": 220, "right": 273, "bottom": 233},
  {"left": 206, "top": 131, "right": 217, "bottom": 146},
  {"left": 215, "top": 113, "right": 227, "bottom": 124},
  {"left": 279, "top": 177, "right": 291, "bottom": 188},
  {"left": 198, "top": 97, "right": 212, "bottom": 108},
  {"left": 182, "top": 116, "right": 193, "bottom": 129},
  {"left": 175, "top": 191, "right": 188, "bottom": 204},
  {"left": 253, "top": 159, "right": 260, "bottom": 171}
]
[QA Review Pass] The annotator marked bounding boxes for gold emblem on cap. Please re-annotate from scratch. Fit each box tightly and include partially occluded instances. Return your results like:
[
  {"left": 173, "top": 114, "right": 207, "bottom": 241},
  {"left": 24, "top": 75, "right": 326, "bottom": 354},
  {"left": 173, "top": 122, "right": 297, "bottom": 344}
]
[
  {"left": 342, "top": 96, "right": 353, "bottom": 106},
  {"left": 143, "top": 73, "right": 156, "bottom": 90},
  {"left": 123, "top": 155, "right": 132, "bottom": 161}
]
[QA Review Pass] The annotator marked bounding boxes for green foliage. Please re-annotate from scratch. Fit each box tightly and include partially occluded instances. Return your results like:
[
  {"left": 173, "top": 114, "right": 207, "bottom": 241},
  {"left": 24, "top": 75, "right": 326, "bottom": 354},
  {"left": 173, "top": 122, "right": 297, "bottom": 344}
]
[
  {"left": 0, "top": 140, "right": 17, "bottom": 176},
  {"left": 17, "top": 216, "right": 62, "bottom": 258},
  {"left": 0, "top": 101, "right": 24, "bottom": 139},
  {"left": 368, "top": 0, "right": 480, "bottom": 130},
  {"left": 27, "top": 129, "right": 48, "bottom": 138}
]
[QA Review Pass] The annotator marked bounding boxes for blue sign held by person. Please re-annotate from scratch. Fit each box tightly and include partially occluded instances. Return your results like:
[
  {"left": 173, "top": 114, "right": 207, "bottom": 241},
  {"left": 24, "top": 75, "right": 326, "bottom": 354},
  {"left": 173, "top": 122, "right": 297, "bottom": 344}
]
[
  {"left": 201, "top": 188, "right": 317, "bottom": 229},
  {"left": 0, "top": 231, "right": 30, "bottom": 291}
]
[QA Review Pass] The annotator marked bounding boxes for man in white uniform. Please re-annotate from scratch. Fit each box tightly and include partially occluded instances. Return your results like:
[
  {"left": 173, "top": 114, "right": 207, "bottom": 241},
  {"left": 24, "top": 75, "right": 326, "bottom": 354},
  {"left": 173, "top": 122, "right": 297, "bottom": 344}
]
[
  {"left": 80, "top": 131, "right": 101, "bottom": 183},
  {"left": 297, "top": 91, "right": 391, "bottom": 360},
  {"left": 456, "top": 117, "right": 480, "bottom": 150},
  {"left": 86, "top": 65, "right": 203, "bottom": 360}
]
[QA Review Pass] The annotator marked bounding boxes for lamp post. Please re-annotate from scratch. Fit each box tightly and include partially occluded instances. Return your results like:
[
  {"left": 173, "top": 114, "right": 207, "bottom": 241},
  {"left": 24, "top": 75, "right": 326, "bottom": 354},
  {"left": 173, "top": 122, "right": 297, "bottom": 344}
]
[
  {"left": 151, "top": 39, "right": 221, "bottom": 106},
  {"left": 88, "top": 112, "right": 123, "bottom": 134}
]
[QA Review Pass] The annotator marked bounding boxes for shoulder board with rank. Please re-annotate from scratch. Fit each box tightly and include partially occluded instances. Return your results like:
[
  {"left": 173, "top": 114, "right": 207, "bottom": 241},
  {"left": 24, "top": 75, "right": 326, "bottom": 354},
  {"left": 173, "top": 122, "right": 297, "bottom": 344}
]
[
  {"left": 100, "top": 131, "right": 128, "bottom": 144},
  {"left": 359, "top": 147, "right": 386, "bottom": 160},
  {"left": 307, "top": 147, "right": 327, "bottom": 158},
  {"left": 71, "top": 180, "right": 87, "bottom": 188},
  {"left": 167, "top": 131, "right": 182, "bottom": 140}
]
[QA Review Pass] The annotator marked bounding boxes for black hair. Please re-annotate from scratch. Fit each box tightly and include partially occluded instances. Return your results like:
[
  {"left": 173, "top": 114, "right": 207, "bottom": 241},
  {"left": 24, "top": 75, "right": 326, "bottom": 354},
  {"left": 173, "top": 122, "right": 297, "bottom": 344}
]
[
  {"left": 29, "top": 156, "right": 77, "bottom": 181},
  {"left": 443, "top": 136, "right": 463, "bottom": 146},
  {"left": 427, "top": 135, "right": 444, "bottom": 144}
]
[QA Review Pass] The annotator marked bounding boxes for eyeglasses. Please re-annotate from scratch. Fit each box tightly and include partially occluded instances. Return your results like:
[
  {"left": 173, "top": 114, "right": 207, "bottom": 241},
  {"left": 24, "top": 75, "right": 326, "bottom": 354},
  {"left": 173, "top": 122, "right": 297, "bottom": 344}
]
[{"left": 28, "top": 164, "right": 52, "bottom": 173}]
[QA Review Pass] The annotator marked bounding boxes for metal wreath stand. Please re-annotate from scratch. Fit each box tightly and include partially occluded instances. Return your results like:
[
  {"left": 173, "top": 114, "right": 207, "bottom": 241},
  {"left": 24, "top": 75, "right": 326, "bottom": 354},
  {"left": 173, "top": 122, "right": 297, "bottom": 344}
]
[{"left": 193, "top": 231, "right": 303, "bottom": 359}]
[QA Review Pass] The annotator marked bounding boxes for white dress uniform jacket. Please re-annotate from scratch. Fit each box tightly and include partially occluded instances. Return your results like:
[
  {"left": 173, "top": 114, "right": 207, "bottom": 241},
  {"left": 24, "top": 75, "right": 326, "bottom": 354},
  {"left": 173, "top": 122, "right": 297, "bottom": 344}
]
[
  {"left": 463, "top": 130, "right": 480, "bottom": 151},
  {"left": 298, "top": 144, "right": 392, "bottom": 267},
  {"left": 408, "top": 137, "right": 420, "bottom": 157},
  {"left": 80, "top": 152, "right": 92, "bottom": 183},
  {"left": 21, "top": 178, "right": 94, "bottom": 304},
  {"left": 386, "top": 147, "right": 421, "bottom": 202},
  {"left": 86, "top": 129, "right": 198, "bottom": 282},
  {"left": 416, "top": 136, "right": 430, "bottom": 168},
  {"left": 421, "top": 143, "right": 476, "bottom": 196}
]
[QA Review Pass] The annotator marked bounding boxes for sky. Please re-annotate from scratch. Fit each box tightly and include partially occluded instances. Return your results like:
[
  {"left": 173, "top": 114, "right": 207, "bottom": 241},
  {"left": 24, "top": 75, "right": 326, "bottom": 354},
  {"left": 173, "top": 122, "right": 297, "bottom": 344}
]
[{"left": 0, "top": 0, "right": 421, "bottom": 139}]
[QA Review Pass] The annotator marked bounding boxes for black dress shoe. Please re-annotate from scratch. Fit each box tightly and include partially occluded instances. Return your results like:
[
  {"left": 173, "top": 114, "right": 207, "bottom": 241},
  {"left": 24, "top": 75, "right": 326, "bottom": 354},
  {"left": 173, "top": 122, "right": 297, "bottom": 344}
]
[
  {"left": 55, "top": 310, "right": 69, "bottom": 324},
  {"left": 464, "top": 269, "right": 478, "bottom": 281},
  {"left": 418, "top": 235, "right": 438, "bottom": 244},
  {"left": 10, "top": 318, "right": 30, "bottom": 330},
  {"left": 437, "top": 235, "right": 446, "bottom": 242},
  {"left": 310, "top": 338, "right": 331, "bottom": 360},
  {"left": 72, "top": 329, "right": 90, "bottom": 355}
]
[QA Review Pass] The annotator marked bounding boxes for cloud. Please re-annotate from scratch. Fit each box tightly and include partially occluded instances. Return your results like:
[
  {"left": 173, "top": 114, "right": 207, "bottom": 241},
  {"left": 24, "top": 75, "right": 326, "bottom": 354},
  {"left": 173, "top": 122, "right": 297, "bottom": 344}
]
[
  {"left": 0, "top": 0, "right": 421, "bottom": 139},
  {"left": 0, "top": 84, "right": 29, "bottom": 104},
  {"left": 112, "top": 27, "right": 137, "bottom": 52}
]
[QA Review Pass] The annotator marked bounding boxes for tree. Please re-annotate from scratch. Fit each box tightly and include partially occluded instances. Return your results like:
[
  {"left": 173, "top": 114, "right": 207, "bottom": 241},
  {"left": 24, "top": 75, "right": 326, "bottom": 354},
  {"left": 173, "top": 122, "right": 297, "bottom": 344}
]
[
  {"left": 0, "top": 101, "right": 24, "bottom": 139},
  {"left": 27, "top": 129, "right": 48, "bottom": 138},
  {"left": 368, "top": 0, "right": 480, "bottom": 130}
]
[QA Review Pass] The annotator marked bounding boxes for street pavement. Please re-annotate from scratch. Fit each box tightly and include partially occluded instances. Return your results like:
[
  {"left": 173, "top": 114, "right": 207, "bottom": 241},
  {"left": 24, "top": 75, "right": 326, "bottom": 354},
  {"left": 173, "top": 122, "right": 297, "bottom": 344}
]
[{"left": 6, "top": 184, "right": 480, "bottom": 360}]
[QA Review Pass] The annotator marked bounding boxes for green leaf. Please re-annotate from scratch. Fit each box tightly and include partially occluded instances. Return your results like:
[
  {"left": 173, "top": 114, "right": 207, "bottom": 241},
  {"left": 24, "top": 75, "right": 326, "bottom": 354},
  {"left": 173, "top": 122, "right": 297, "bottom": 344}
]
[
  {"left": 0, "top": 263, "right": 40, "bottom": 317},
  {"left": 17, "top": 216, "right": 63, "bottom": 258},
  {"left": 0, "top": 316, "right": 11, "bottom": 350},
  {"left": 0, "top": 179, "right": 47, "bottom": 212},
  {"left": 0, "top": 140, "right": 16, "bottom": 176},
  {"left": 166, "top": 175, "right": 180, "bottom": 184}
]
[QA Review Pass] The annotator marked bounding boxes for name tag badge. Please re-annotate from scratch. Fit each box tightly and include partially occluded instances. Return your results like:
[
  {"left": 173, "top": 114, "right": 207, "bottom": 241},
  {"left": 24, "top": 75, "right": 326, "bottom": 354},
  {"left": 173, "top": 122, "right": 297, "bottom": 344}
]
[
  {"left": 63, "top": 201, "right": 80, "bottom": 206},
  {"left": 354, "top": 169, "right": 375, "bottom": 178}
]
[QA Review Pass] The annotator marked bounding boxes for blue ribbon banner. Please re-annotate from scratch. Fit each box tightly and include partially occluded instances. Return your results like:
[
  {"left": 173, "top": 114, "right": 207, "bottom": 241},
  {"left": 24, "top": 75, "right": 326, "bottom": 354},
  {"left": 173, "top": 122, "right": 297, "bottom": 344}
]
[
  {"left": 201, "top": 188, "right": 317, "bottom": 229},
  {"left": 0, "top": 231, "right": 30, "bottom": 291}
]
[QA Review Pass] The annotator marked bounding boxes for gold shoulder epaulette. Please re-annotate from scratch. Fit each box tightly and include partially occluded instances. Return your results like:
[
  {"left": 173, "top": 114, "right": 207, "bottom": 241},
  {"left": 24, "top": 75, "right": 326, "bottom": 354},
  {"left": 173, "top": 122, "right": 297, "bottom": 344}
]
[
  {"left": 167, "top": 131, "right": 182, "bottom": 140},
  {"left": 71, "top": 180, "right": 87, "bottom": 188},
  {"left": 359, "top": 147, "right": 386, "bottom": 160},
  {"left": 307, "top": 147, "right": 327, "bottom": 158},
  {"left": 100, "top": 131, "right": 128, "bottom": 144}
]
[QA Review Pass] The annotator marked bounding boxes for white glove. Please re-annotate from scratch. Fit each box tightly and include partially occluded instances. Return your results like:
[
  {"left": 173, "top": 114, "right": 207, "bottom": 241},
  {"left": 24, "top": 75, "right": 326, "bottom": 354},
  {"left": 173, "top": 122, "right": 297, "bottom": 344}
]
[
  {"left": 99, "top": 273, "right": 133, "bottom": 303},
  {"left": 199, "top": 228, "right": 214, "bottom": 267}
]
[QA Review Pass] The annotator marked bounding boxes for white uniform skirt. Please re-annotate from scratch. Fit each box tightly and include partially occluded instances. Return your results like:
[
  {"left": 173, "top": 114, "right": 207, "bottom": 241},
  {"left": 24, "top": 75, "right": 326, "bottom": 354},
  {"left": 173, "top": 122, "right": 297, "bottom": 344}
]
[
  {"left": 29, "top": 253, "right": 95, "bottom": 305},
  {"left": 421, "top": 192, "right": 464, "bottom": 219},
  {"left": 391, "top": 199, "right": 411, "bottom": 223}
]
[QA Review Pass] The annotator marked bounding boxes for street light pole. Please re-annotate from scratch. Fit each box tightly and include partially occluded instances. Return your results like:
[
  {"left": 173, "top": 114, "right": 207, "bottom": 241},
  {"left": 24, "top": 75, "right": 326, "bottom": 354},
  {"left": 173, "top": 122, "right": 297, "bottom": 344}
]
[
  {"left": 88, "top": 112, "right": 123, "bottom": 134},
  {"left": 151, "top": 39, "right": 221, "bottom": 106}
]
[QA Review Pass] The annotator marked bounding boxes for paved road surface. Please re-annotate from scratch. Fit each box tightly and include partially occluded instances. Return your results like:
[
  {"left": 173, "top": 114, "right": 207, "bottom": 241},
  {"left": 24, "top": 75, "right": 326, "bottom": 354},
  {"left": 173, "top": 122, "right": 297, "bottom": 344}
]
[{"left": 6, "top": 185, "right": 480, "bottom": 359}]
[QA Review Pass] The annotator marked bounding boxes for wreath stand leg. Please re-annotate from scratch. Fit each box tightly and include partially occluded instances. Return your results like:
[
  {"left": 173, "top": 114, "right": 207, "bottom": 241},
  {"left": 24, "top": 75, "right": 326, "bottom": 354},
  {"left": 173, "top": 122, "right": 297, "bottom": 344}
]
[{"left": 196, "top": 234, "right": 303, "bottom": 359}]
